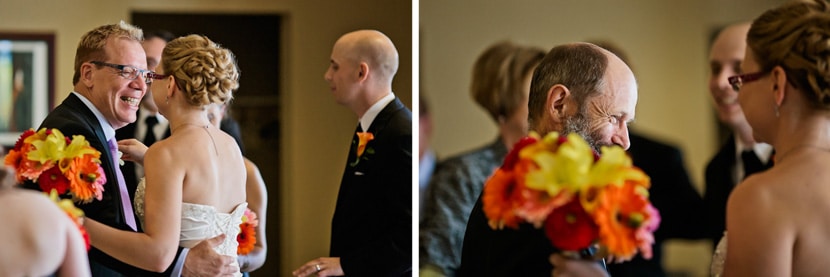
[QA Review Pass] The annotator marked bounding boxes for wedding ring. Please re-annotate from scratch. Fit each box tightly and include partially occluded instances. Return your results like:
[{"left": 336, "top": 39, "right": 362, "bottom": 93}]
[{"left": 315, "top": 264, "right": 322, "bottom": 272}]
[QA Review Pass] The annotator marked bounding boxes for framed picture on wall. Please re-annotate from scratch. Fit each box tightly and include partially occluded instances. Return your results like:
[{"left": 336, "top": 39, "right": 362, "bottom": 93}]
[{"left": 0, "top": 33, "right": 55, "bottom": 147}]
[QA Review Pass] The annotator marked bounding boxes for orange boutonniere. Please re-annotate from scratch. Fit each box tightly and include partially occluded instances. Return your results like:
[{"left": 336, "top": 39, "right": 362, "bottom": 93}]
[{"left": 349, "top": 132, "right": 375, "bottom": 167}]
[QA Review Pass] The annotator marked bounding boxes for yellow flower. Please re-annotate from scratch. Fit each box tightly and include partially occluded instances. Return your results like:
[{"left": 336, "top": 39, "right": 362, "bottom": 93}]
[
  {"left": 581, "top": 146, "right": 650, "bottom": 212},
  {"left": 588, "top": 146, "right": 648, "bottom": 188},
  {"left": 27, "top": 129, "right": 68, "bottom": 165},
  {"left": 524, "top": 133, "right": 594, "bottom": 196}
]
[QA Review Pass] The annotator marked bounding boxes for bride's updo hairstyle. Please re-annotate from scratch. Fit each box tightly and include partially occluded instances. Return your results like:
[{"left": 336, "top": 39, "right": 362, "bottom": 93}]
[
  {"left": 748, "top": 0, "right": 830, "bottom": 109},
  {"left": 161, "top": 34, "right": 239, "bottom": 107}
]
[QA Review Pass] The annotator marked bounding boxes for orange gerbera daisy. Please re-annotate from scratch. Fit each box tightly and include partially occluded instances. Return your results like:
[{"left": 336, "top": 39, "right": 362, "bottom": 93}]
[
  {"left": 482, "top": 169, "right": 523, "bottom": 229},
  {"left": 237, "top": 209, "right": 259, "bottom": 255},
  {"left": 65, "top": 155, "right": 106, "bottom": 203},
  {"left": 237, "top": 222, "right": 257, "bottom": 255},
  {"left": 592, "top": 181, "right": 660, "bottom": 261},
  {"left": 3, "top": 150, "right": 25, "bottom": 183}
]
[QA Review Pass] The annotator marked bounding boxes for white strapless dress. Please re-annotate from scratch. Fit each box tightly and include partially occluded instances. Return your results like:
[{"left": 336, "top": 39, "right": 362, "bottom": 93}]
[
  {"left": 135, "top": 179, "right": 246, "bottom": 276},
  {"left": 711, "top": 232, "right": 728, "bottom": 277}
]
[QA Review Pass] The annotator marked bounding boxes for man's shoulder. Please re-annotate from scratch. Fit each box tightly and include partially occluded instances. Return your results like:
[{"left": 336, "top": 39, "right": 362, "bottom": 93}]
[{"left": 40, "top": 98, "right": 102, "bottom": 146}]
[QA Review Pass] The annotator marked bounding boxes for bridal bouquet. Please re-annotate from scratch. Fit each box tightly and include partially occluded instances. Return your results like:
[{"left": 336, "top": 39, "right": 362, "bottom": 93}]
[
  {"left": 3, "top": 128, "right": 106, "bottom": 203},
  {"left": 483, "top": 131, "right": 660, "bottom": 261},
  {"left": 237, "top": 208, "right": 259, "bottom": 255}
]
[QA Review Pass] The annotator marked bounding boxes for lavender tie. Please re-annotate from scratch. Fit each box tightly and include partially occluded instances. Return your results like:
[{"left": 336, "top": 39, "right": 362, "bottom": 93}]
[{"left": 108, "top": 138, "right": 137, "bottom": 231}]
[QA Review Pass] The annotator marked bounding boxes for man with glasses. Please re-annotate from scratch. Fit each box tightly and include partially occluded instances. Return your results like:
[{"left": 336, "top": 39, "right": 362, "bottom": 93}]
[
  {"left": 703, "top": 22, "right": 774, "bottom": 248},
  {"left": 33, "top": 21, "right": 236, "bottom": 276},
  {"left": 116, "top": 30, "right": 175, "bottom": 203}
]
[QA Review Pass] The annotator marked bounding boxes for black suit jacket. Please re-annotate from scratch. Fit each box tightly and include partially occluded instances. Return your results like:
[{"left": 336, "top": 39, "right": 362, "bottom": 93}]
[
  {"left": 38, "top": 93, "right": 180, "bottom": 276},
  {"left": 457, "top": 191, "right": 556, "bottom": 276},
  {"left": 607, "top": 132, "right": 707, "bottom": 277},
  {"left": 703, "top": 134, "right": 770, "bottom": 246},
  {"left": 115, "top": 109, "right": 170, "bottom": 202},
  {"left": 330, "top": 98, "right": 412, "bottom": 276}
]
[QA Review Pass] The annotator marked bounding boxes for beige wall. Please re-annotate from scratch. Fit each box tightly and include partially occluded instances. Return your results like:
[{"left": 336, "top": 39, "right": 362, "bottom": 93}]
[
  {"left": 0, "top": 0, "right": 411, "bottom": 275},
  {"left": 421, "top": 0, "right": 780, "bottom": 276}
]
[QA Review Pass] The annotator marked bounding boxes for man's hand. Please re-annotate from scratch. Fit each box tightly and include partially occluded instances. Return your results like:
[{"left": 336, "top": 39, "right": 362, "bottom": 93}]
[
  {"left": 292, "top": 257, "right": 343, "bottom": 277},
  {"left": 183, "top": 234, "right": 237, "bottom": 277}
]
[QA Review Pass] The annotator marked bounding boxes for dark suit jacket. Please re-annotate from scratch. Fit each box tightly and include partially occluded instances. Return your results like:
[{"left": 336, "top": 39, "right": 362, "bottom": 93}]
[
  {"left": 330, "top": 98, "right": 412, "bottom": 276},
  {"left": 115, "top": 109, "right": 170, "bottom": 203},
  {"left": 38, "top": 93, "right": 181, "bottom": 276},
  {"left": 607, "top": 132, "right": 707, "bottom": 277},
  {"left": 457, "top": 191, "right": 556, "bottom": 277},
  {"left": 703, "top": 134, "right": 770, "bottom": 247}
]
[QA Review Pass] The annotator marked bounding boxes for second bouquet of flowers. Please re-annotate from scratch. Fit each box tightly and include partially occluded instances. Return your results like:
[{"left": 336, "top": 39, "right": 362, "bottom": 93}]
[{"left": 482, "top": 131, "right": 660, "bottom": 261}]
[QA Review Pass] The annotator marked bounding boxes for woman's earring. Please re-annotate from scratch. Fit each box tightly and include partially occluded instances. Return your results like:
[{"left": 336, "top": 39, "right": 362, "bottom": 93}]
[
  {"left": 166, "top": 95, "right": 169, "bottom": 105},
  {"left": 775, "top": 104, "right": 780, "bottom": 118}
]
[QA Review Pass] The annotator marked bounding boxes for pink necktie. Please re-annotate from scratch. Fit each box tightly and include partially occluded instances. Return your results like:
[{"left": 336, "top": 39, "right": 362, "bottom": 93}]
[{"left": 108, "top": 138, "right": 137, "bottom": 231}]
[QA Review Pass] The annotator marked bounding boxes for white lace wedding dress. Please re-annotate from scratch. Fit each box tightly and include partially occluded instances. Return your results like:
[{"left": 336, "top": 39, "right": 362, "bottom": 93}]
[
  {"left": 135, "top": 178, "right": 246, "bottom": 276},
  {"left": 710, "top": 232, "right": 728, "bottom": 277}
]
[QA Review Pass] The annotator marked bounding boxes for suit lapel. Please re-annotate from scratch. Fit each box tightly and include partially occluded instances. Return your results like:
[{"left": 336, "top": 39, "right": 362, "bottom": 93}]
[{"left": 63, "top": 94, "right": 112, "bottom": 170}]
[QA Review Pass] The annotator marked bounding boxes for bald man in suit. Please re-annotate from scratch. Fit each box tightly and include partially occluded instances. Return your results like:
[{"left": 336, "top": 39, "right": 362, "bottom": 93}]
[{"left": 293, "top": 30, "right": 412, "bottom": 277}]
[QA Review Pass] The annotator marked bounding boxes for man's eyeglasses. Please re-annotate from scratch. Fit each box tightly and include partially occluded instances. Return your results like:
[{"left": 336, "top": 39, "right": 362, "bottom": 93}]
[
  {"left": 727, "top": 71, "right": 768, "bottom": 92},
  {"left": 90, "top": 61, "right": 155, "bottom": 84}
]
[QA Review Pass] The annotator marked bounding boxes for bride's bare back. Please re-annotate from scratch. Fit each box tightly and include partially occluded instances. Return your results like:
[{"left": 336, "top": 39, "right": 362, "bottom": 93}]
[
  {"left": 726, "top": 150, "right": 830, "bottom": 276},
  {"left": 146, "top": 124, "right": 246, "bottom": 213}
]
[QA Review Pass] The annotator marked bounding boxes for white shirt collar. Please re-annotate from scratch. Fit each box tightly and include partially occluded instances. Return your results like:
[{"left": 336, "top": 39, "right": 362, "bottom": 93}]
[
  {"left": 734, "top": 136, "right": 774, "bottom": 163},
  {"left": 138, "top": 108, "right": 168, "bottom": 125},
  {"left": 72, "top": 91, "right": 116, "bottom": 141},
  {"left": 359, "top": 92, "right": 395, "bottom": 132}
]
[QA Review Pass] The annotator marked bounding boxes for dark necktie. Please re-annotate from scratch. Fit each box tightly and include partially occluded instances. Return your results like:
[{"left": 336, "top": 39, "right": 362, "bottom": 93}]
[
  {"left": 143, "top": 116, "right": 159, "bottom": 146},
  {"left": 741, "top": 150, "right": 767, "bottom": 179}
]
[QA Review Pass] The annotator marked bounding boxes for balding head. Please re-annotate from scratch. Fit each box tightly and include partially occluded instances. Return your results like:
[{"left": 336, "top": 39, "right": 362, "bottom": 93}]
[
  {"left": 528, "top": 43, "right": 608, "bottom": 129},
  {"left": 325, "top": 30, "right": 400, "bottom": 116},
  {"left": 334, "top": 30, "right": 399, "bottom": 85},
  {"left": 528, "top": 42, "right": 638, "bottom": 150}
]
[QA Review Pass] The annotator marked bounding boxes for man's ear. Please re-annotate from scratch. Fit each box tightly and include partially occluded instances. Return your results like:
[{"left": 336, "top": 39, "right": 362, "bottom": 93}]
[
  {"left": 358, "top": 63, "right": 369, "bottom": 82},
  {"left": 546, "top": 84, "right": 571, "bottom": 118},
  {"left": 80, "top": 63, "right": 95, "bottom": 88}
]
